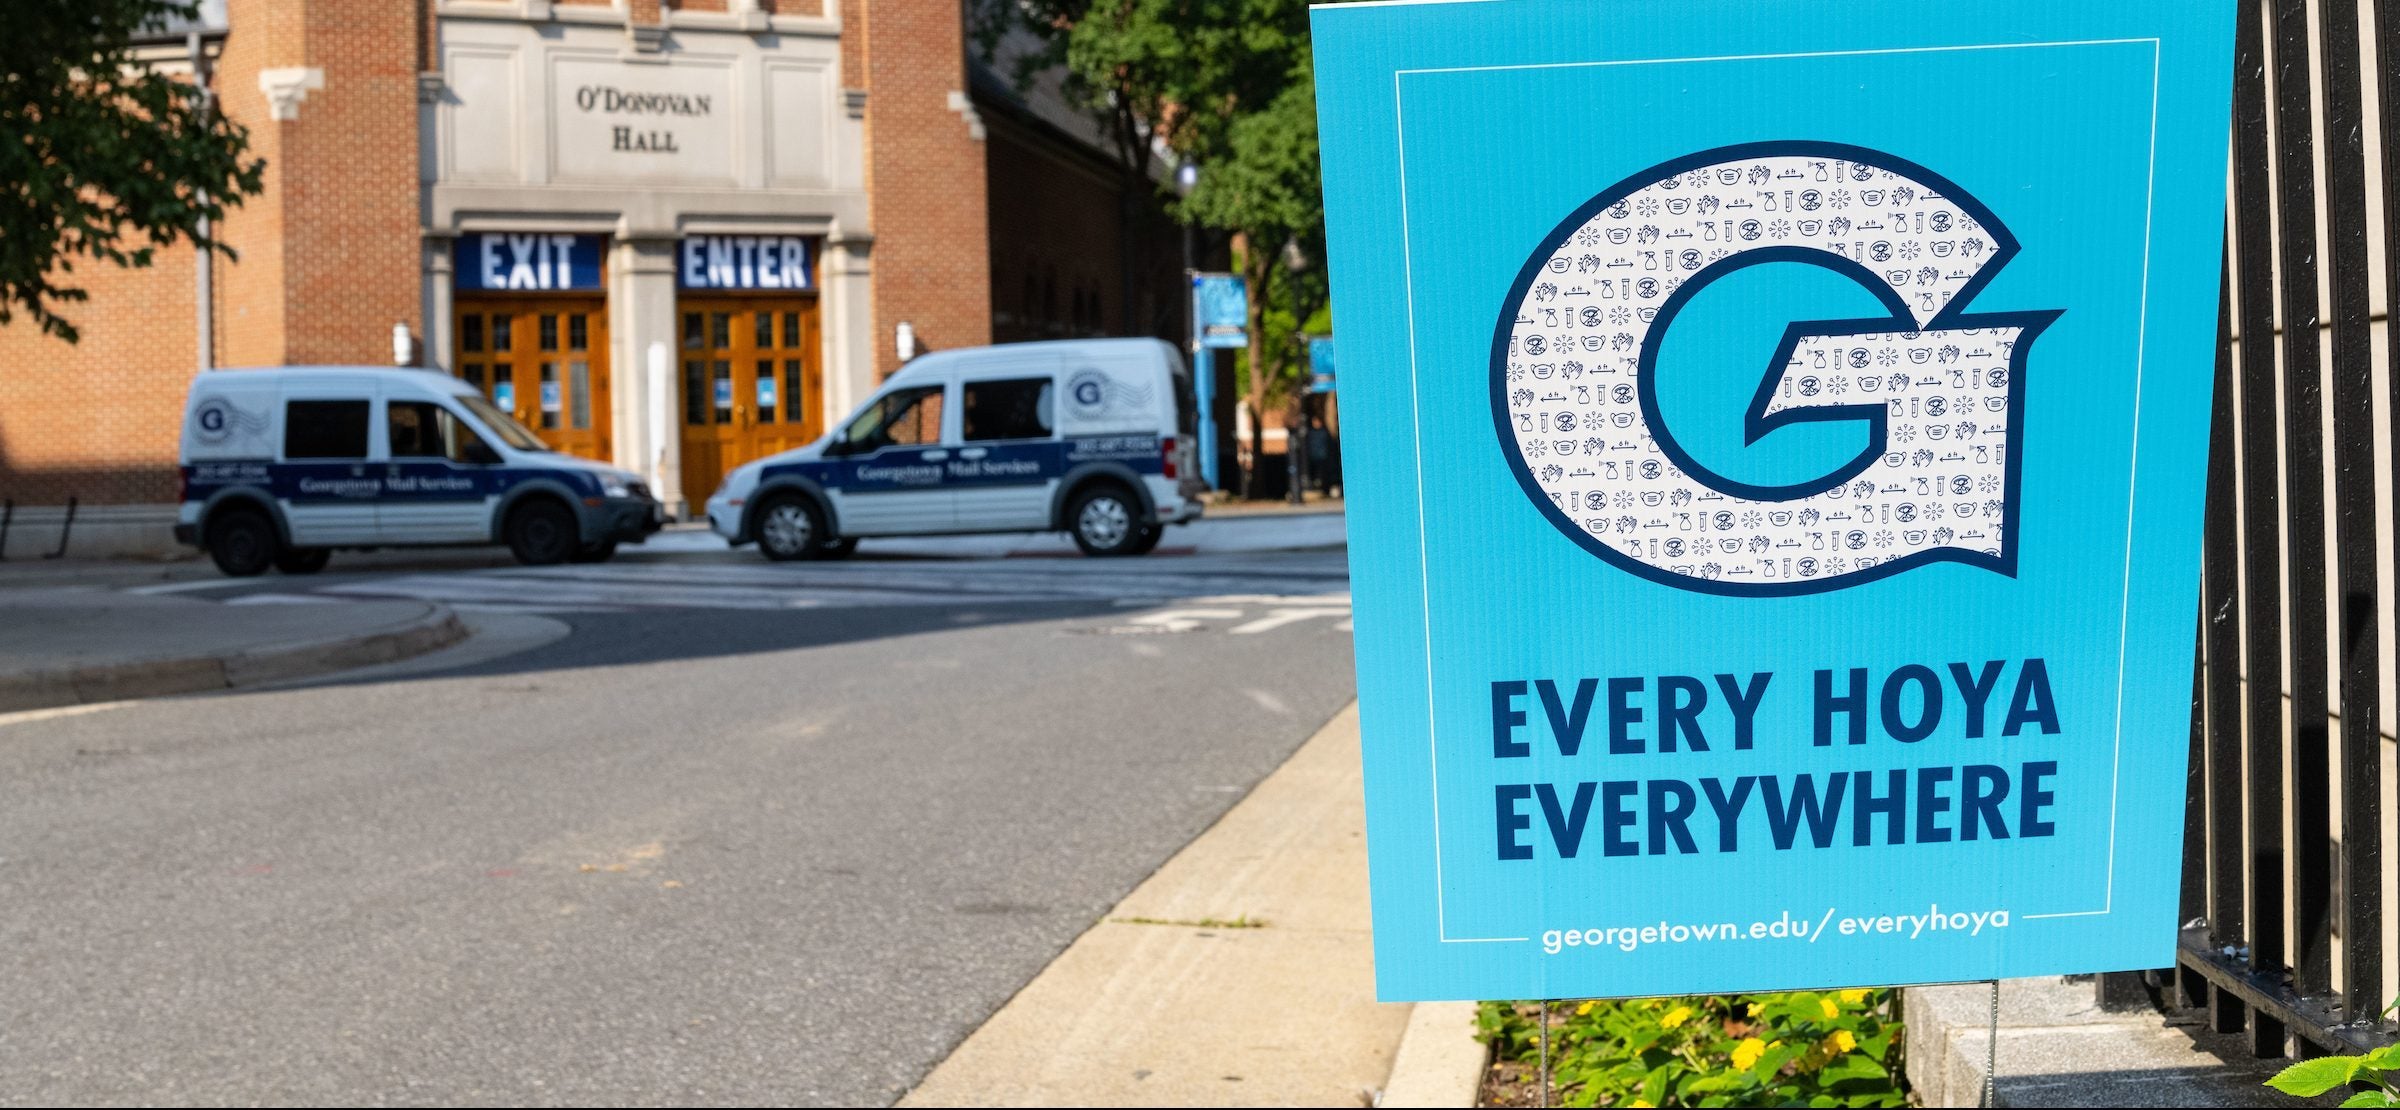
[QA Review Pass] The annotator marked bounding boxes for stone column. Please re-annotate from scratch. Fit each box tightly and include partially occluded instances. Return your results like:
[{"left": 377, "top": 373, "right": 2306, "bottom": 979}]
[
  {"left": 822, "top": 228, "right": 876, "bottom": 428},
  {"left": 421, "top": 235, "right": 455, "bottom": 373},
  {"left": 613, "top": 235, "right": 684, "bottom": 514}
]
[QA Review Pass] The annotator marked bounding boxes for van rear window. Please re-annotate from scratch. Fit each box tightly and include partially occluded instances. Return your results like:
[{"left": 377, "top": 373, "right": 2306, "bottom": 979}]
[{"left": 284, "top": 400, "right": 370, "bottom": 460}]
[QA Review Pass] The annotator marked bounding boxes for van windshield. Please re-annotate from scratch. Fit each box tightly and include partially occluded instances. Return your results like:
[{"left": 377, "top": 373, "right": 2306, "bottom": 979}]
[{"left": 457, "top": 393, "right": 550, "bottom": 452}]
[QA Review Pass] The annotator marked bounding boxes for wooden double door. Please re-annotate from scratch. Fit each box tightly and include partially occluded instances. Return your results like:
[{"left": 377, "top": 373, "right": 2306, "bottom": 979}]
[
  {"left": 676, "top": 296, "right": 825, "bottom": 507},
  {"left": 452, "top": 297, "right": 612, "bottom": 460}
]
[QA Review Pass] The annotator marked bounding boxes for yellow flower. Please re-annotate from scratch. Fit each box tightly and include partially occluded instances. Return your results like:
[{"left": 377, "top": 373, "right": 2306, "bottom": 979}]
[
  {"left": 1819, "top": 997, "right": 1839, "bottom": 1018},
  {"left": 1830, "top": 1029, "right": 1859, "bottom": 1053},
  {"left": 1660, "top": 1004, "right": 1694, "bottom": 1029},
  {"left": 1630, "top": 1102, "right": 1655, "bottom": 1108},
  {"left": 1839, "top": 989, "right": 1869, "bottom": 1004},
  {"left": 1747, "top": 1002, "right": 1764, "bottom": 1018},
  {"left": 1575, "top": 1001, "right": 1595, "bottom": 1017},
  {"left": 1731, "top": 1036, "right": 1768, "bottom": 1070}
]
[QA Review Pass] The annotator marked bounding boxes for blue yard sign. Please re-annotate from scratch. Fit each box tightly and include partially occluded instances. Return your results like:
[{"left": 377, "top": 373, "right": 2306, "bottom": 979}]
[
  {"left": 1193, "top": 273, "right": 1249, "bottom": 349},
  {"left": 1313, "top": 0, "right": 2236, "bottom": 1002}
]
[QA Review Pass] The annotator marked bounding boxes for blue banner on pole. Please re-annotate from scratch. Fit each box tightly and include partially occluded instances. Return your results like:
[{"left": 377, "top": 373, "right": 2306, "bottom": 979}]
[
  {"left": 1193, "top": 273, "right": 1249, "bottom": 349},
  {"left": 1309, "top": 337, "right": 1336, "bottom": 394},
  {"left": 1315, "top": 0, "right": 2236, "bottom": 1001}
]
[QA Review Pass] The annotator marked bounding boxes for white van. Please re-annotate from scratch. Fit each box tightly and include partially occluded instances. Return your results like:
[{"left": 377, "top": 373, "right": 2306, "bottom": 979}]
[
  {"left": 177, "top": 366, "right": 662, "bottom": 576},
  {"left": 706, "top": 338, "right": 1204, "bottom": 558}
]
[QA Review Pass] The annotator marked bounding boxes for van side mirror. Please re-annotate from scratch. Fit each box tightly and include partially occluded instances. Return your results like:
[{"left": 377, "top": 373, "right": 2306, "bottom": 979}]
[{"left": 461, "top": 439, "right": 502, "bottom": 466}]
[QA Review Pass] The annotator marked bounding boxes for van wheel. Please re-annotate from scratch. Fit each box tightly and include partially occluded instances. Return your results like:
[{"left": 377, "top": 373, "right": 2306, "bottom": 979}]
[
  {"left": 506, "top": 500, "right": 578, "bottom": 566},
  {"left": 1126, "top": 524, "right": 1164, "bottom": 556},
  {"left": 206, "top": 508, "right": 279, "bottom": 577},
  {"left": 1069, "top": 485, "right": 1142, "bottom": 557},
  {"left": 273, "top": 547, "right": 332, "bottom": 575},
  {"left": 817, "top": 537, "right": 859, "bottom": 560},
  {"left": 756, "top": 495, "right": 826, "bottom": 561},
  {"left": 569, "top": 540, "right": 618, "bottom": 564}
]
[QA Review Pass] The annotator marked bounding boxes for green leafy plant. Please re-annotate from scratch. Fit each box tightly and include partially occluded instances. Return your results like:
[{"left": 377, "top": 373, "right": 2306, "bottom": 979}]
[
  {"left": 2, "top": 1, "right": 265, "bottom": 341},
  {"left": 1478, "top": 991, "right": 1907, "bottom": 1108},
  {"left": 2264, "top": 1045, "right": 2400, "bottom": 1107}
]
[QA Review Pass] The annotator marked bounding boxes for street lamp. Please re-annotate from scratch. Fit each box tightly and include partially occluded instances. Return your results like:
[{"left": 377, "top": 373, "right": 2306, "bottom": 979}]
[
  {"left": 1281, "top": 236, "right": 1310, "bottom": 505},
  {"left": 1175, "top": 161, "right": 1220, "bottom": 493}
]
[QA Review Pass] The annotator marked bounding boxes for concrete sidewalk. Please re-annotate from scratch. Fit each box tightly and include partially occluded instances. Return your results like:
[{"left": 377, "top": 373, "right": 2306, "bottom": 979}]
[
  {"left": 0, "top": 588, "right": 467, "bottom": 711},
  {"left": 899, "top": 703, "right": 1418, "bottom": 1107}
]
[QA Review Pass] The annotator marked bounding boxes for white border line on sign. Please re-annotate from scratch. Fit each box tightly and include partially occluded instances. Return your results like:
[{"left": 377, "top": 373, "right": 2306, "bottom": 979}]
[{"left": 1393, "top": 38, "right": 2162, "bottom": 943}]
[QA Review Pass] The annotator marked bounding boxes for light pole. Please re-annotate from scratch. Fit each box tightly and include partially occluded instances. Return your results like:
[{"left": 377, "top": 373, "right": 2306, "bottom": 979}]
[
  {"left": 1174, "top": 161, "right": 1219, "bottom": 491},
  {"left": 1282, "top": 236, "right": 1310, "bottom": 505}
]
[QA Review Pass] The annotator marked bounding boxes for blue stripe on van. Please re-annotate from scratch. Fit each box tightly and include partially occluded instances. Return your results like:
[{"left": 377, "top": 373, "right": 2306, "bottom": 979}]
[
  {"left": 182, "top": 460, "right": 605, "bottom": 503},
  {"left": 757, "top": 433, "right": 1164, "bottom": 494}
]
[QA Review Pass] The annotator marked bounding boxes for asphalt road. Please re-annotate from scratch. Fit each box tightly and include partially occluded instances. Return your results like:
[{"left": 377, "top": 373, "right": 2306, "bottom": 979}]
[{"left": 0, "top": 544, "right": 1356, "bottom": 1105}]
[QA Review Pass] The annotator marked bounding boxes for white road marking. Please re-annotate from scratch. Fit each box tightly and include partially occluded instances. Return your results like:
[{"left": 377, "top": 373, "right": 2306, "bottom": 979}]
[
  {"left": 0, "top": 701, "right": 134, "bottom": 731},
  {"left": 1228, "top": 608, "right": 1352, "bottom": 635},
  {"left": 125, "top": 579, "right": 234, "bottom": 595},
  {"left": 1126, "top": 608, "right": 1245, "bottom": 633}
]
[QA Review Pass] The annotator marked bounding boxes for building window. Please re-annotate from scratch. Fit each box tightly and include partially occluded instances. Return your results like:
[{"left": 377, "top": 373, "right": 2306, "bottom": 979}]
[
  {"left": 683, "top": 360, "right": 707, "bottom": 425},
  {"left": 570, "top": 361, "right": 592, "bottom": 430}
]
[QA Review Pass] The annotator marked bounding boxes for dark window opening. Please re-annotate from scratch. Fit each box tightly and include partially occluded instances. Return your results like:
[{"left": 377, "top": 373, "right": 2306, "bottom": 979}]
[
  {"left": 284, "top": 400, "right": 370, "bottom": 460},
  {"left": 961, "top": 377, "right": 1054, "bottom": 442}
]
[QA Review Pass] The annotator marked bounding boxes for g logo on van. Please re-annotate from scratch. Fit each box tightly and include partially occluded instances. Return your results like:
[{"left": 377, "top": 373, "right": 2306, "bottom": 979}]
[
  {"left": 1492, "top": 141, "right": 2060, "bottom": 596},
  {"left": 1069, "top": 371, "right": 1109, "bottom": 414},
  {"left": 193, "top": 399, "right": 269, "bottom": 447},
  {"left": 1064, "top": 369, "right": 1152, "bottom": 420}
]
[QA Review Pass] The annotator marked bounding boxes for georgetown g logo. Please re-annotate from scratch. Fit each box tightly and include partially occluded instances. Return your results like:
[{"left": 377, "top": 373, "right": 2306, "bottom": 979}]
[
  {"left": 192, "top": 398, "right": 270, "bottom": 447},
  {"left": 1492, "top": 140, "right": 2060, "bottom": 596}
]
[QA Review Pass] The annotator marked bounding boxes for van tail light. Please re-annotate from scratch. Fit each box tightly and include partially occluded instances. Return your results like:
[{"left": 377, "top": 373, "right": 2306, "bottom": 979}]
[
  {"left": 176, "top": 468, "right": 188, "bottom": 503},
  {"left": 1161, "top": 436, "right": 1178, "bottom": 480}
]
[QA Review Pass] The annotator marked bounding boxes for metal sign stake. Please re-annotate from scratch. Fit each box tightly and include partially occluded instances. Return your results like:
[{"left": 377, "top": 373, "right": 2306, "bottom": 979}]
[
  {"left": 1981, "top": 979, "right": 2000, "bottom": 1108},
  {"left": 1537, "top": 998, "right": 1551, "bottom": 1109}
]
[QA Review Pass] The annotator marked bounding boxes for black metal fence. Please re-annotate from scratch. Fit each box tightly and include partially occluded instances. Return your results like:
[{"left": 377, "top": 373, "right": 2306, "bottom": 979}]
[{"left": 2165, "top": 0, "right": 2400, "bottom": 1059}]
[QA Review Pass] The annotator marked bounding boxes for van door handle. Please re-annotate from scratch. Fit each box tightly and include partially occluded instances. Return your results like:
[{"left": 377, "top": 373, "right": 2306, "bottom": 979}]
[
  {"left": 958, "top": 448, "right": 989, "bottom": 460},
  {"left": 921, "top": 449, "right": 949, "bottom": 461}
]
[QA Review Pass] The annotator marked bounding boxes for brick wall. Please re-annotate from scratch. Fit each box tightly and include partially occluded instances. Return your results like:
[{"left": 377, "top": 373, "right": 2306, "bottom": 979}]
[
  {"left": 270, "top": 1, "right": 422, "bottom": 366},
  {"left": 984, "top": 111, "right": 1186, "bottom": 347},
  {"left": 0, "top": 245, "right": 201, "bottom": 505},
  {"left": 861, "top": 0, "right": 991, "bottom": 376}
]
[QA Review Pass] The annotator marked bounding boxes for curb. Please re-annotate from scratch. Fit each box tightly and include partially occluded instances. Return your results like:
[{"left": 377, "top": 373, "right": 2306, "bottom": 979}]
[
  {"left": 0, "top": 604, "right": 470, "bottom": 711},
  {"left": 1380, "top": 1000, "right": 1489, "bottom": 1108}
]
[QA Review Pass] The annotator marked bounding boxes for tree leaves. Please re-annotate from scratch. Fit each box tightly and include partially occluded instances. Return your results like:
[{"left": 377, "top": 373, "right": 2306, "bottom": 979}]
[{"left": 0, "top": 1, "right": 265, "bottom": 342}]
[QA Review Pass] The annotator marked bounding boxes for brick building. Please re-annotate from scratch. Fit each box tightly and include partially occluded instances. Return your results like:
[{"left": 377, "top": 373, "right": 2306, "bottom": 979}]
[{"left": 0, "top": 0, "right": 1186, "bottom": 554}]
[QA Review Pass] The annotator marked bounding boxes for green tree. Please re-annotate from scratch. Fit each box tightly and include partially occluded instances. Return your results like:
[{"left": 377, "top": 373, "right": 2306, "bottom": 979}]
[
  {"left": 1178, "top": 56, "right": 1324, "bottom": 499},
  {"left": 0, "top": 0, "right": 264, "bottom": 342},
  {"left": 973, "top": 0, "right": 1325, "bottom": 495}
]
